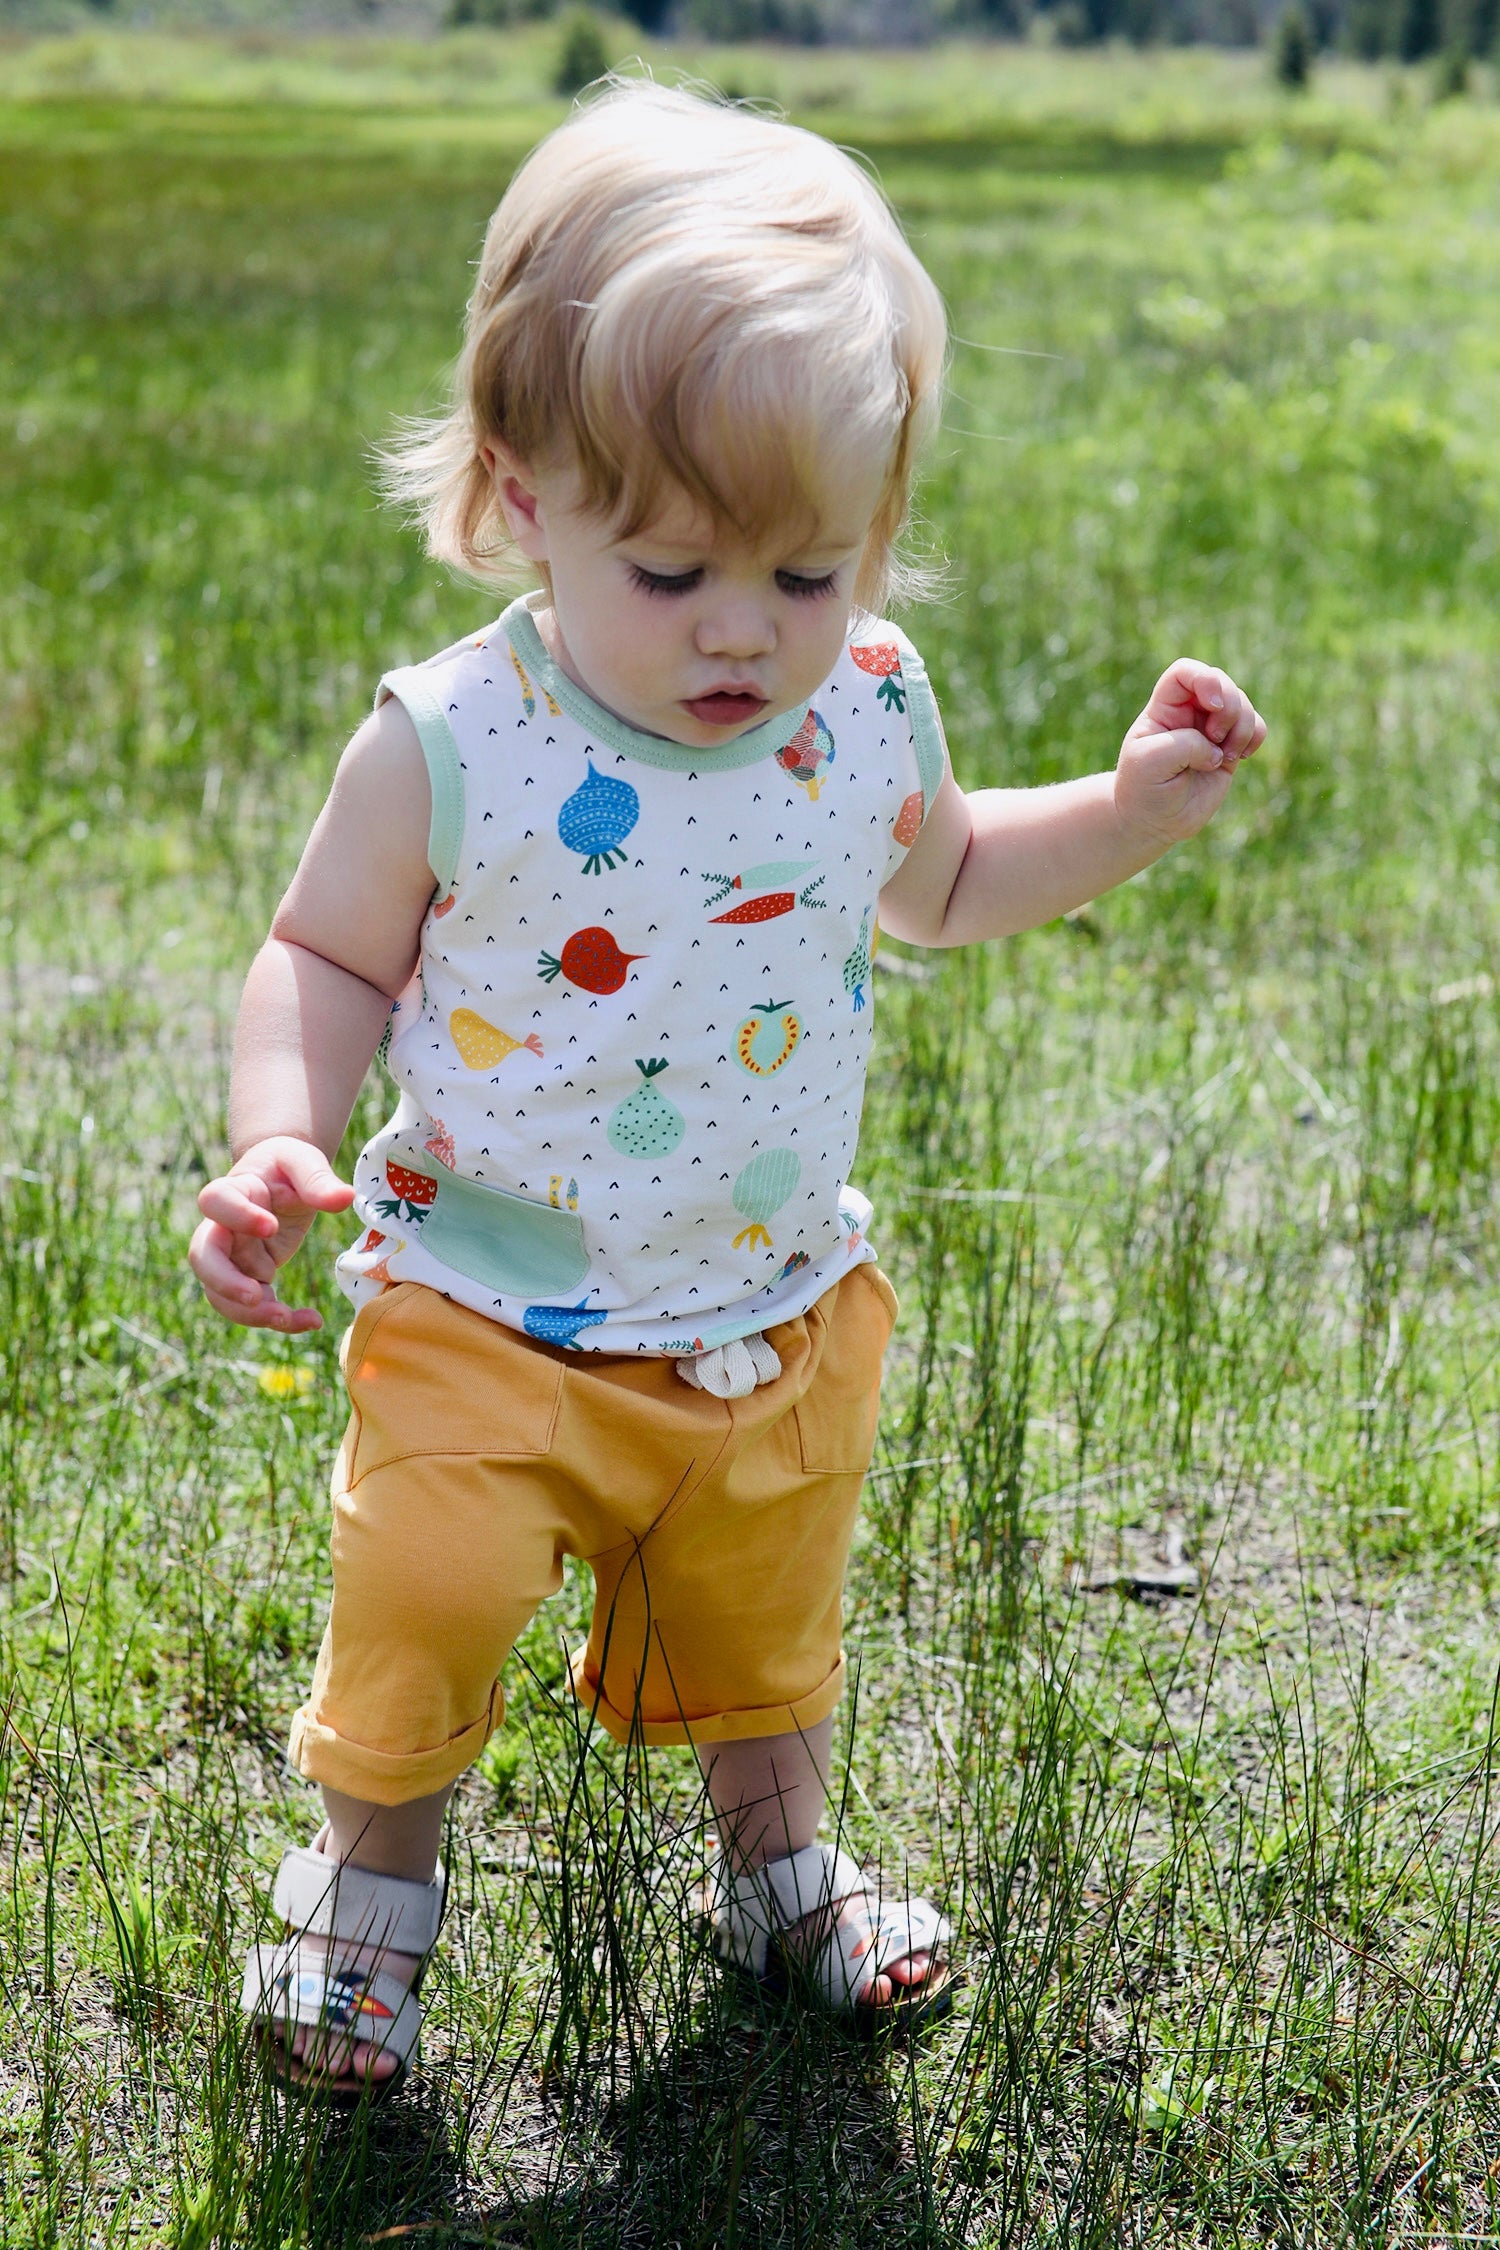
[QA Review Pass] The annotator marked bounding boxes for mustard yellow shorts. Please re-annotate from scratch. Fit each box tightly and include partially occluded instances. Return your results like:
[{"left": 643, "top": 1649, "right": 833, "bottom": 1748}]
[{"left": 287, "top": 1265, "right": 898, "bottom": 1806}]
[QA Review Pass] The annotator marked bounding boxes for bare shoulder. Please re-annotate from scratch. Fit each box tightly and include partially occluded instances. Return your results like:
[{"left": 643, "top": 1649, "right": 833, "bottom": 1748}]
[
  {"left": 272, "top": 697, "right": 437, "bottom": 996},
  {"left": 328, "top": 693, "right": 431, "bottom": 821}
]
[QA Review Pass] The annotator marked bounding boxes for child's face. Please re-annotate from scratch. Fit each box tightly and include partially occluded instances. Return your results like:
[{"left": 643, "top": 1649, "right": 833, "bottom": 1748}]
[{"left": 493, "top": 454, "right": 884, "bottom": 748}]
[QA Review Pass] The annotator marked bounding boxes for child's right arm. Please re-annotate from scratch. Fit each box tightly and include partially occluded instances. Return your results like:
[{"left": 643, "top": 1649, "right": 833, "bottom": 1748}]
[{"left": 188, "top": 699, "right": 434, "bottom": 1333}]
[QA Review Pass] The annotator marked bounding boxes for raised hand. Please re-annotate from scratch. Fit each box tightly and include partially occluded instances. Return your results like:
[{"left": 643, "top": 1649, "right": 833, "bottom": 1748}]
[
  {"left": 189, "top": 1135, "right": 356, "bottom": 1332},
  {"left": 1115, "top": 659, "right": 1267, "bottom": 847}
]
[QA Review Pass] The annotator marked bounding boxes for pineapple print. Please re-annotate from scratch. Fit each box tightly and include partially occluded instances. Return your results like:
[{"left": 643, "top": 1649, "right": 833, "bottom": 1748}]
[
  {"left": 607, "top": 1059, "right": 686, "bottom": 1158},
  {"left": 843, "top": 911, "right": 873, "bottom": 1013}
]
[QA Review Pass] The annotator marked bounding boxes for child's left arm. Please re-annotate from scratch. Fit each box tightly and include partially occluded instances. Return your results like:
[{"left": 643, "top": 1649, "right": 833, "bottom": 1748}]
[{"left": 879, "top": 660, "right": 1266, "bottom": 949}]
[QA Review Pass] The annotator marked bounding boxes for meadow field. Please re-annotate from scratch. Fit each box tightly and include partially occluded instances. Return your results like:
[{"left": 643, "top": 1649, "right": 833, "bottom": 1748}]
[{"left": 8, "top": 25, "right": 1500, "bottom": 2246}]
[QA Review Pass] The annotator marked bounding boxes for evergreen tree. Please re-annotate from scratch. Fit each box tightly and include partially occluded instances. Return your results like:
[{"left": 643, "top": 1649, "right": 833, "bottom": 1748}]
[
  {"left": 1396, "top": 0, "right": 1441, "bottom": 59},
  {"left": 1273, "top": 2, "right": 1314, "bottom": 82}
]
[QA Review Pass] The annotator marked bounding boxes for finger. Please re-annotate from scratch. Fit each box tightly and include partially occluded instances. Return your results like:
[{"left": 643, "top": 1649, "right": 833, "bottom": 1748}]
[
  {"left": 189, "top": 1219, "right": 267, "bottom": 1308},
  {"left": 1129, "top": 726, "right": 1228, "bottom": 779},
  {"left": 198, "top": 1175, "right": 278, "bottom": 1235},
  {"left": 1151, "top": 657, "right": 1225, "bottom": 719},
  {"left": 272, "top": 1143, "right": 356, "bottom": 1214},
  {"left": 190, "top": 1228, "right": 323, "bottom": 1329},
  {"left": 190, "top": 1217, "right": 280, "bottom": 1294},
  {"left": 201, "top": 1281, "right": 324, "bottom": 1333},
  {"left": 1221, "top": 698, "right": 1264, "bottom": 759}
]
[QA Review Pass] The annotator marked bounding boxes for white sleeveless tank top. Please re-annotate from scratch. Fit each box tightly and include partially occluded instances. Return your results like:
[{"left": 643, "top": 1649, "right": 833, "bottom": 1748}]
[{"left": 335, "top": 592, "right": 945, "bottom": 1357}]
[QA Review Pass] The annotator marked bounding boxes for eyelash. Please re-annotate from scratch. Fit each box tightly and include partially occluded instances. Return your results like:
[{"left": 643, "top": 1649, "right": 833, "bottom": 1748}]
[{"left": 627, "top": 565, "right": 840, "bottom": 601}]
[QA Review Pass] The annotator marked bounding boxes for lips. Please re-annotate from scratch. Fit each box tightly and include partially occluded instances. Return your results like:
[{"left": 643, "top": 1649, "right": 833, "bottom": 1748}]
[{"left": 682, "top": 690, "right": 768, "bottom": 727}]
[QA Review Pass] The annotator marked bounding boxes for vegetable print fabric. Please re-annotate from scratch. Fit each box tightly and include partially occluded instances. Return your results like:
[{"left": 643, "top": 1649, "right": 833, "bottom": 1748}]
[{"left": 335, "top": 593, "right": 939, "bottom": 1357}]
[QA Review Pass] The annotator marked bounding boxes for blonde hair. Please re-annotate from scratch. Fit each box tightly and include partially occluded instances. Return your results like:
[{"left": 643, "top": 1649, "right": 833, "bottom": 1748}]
[{"left": 381, "top": 78, "right": 947, "bottom": 614}]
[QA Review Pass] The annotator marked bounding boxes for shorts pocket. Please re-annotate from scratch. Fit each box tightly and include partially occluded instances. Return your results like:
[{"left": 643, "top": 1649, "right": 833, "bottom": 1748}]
[
  {"left": 346, "top": 1283, "right": 563, "bottom": 1479},
  {"left": 794, "top": 1264, "right": 897, "bottom": 1476},
  {"left": 412, "top": 1162, "right": 591, "bottom": 1299}
]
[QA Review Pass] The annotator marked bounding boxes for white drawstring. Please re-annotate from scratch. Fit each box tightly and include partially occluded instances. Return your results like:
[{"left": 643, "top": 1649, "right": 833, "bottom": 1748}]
[{"left": 675, "top": 1331, "right": 782, "bottom": 1398}]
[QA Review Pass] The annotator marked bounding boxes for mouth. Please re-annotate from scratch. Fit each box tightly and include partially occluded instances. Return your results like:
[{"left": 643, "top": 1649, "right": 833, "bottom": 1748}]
[{"left": 682, "top": 689, "right": 769, "bottom": 728}]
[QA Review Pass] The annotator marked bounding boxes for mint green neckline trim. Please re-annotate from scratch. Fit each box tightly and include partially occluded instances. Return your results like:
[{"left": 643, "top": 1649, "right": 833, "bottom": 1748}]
[{"left": 500, "top": 594, "right": 808, "bottom": 772}]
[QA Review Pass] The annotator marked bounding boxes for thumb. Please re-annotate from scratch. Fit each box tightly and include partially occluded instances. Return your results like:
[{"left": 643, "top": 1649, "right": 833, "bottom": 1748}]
[
  {"left": 1128, "top": 726, "right": 1226, "bottom": 782},
  {"left": 277, "top": 1142, "right": 356, "bottom": 1212}
]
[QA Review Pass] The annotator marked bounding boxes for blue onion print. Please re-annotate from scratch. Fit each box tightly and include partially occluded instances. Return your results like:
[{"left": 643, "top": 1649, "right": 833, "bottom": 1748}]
[
  {"left": 523, "top": 1300, "right": 609, "bottom": 1347},
  {"left": 558, "top": 761, "right": 640, "bottom": 874}
]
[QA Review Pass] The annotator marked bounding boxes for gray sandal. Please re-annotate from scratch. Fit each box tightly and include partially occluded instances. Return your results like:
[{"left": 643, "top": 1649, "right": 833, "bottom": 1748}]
[{"left": 240, "top": 1842, "right": 445, "bottom": 2100}]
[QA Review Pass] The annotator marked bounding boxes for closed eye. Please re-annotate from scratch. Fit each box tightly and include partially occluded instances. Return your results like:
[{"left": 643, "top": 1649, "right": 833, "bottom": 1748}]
[
  {"left": 629, "top": 564, "right": 703, "bottom": 597},
  {"left": 776, "top": 570, "right": 839, "bottom": 600}
]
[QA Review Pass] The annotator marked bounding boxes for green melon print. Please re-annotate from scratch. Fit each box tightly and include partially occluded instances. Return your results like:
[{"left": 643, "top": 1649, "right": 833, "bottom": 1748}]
[
  {"left": 607, "top": 1058, "right": 686, "bottom": 1158},
  {"left": 731, "top": 1148, "right": 801, "bottom": 1253}
]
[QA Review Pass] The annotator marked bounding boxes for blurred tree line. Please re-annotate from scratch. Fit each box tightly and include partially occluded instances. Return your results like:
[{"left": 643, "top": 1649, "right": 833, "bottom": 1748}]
[
  {"left": 41, "top": 0, "right": 1495, "bottom": 66},
  {"left": 449, "top": 0, "right": 1494, "bottom": 55}
]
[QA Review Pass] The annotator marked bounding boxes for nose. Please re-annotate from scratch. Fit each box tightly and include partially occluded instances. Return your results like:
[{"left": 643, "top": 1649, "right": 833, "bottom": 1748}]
[{"left": 694, "top": 590, "right": 776, "bottom": 664}]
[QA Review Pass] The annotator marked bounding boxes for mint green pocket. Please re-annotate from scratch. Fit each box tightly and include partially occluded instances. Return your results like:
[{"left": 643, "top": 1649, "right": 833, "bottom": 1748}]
[{"left": 417, "top": 1167, "right": 590, "bottom": 1299}]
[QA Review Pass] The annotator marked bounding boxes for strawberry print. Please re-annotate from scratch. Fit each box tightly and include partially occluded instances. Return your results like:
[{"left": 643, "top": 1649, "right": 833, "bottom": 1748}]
[
  {"left": 375, "top": 1159, "right": 436, "bottom": 1225},
  {"left": 851, "top": 641, "right": 907, "bottom": 714},
  {"left": 424, "top": 1119, "right": 456, "bottom": 1169},
  {"left": 433, "top": 892, "right": 456, "bottom": 918},
  {"left": 537, "top": 926, "right": 646, "bottom": 995}
]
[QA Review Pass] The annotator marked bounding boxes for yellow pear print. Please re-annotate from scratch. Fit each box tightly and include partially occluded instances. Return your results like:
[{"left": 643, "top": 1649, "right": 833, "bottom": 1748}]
[{"left": 450, "top": 1009, "right": 544, "bottom": 1068}]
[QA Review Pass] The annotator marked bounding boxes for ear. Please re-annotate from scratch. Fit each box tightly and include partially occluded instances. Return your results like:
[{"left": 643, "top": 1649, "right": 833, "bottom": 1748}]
[{"left": 481, "top": 441, "right": 551, "bottom": 565}]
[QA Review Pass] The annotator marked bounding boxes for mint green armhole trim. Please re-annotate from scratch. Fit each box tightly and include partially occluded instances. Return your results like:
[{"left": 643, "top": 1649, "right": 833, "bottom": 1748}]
[
  {"left": 900, "top": 645, "right": 947, "bottom": 818},
  {"left": 376, "top": 666, "right": 465, "bottom": 893}
]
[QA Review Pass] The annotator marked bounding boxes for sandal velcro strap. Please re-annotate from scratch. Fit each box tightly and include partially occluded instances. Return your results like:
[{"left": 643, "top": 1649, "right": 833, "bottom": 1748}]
[
  {"left": 709, "top": 1841, "right": 951, "bottom": 2014},
  {"left": 241, "top": 1940, "right": 422, "bottom": 2069},
  {"left": 816, "top": 1891, "right": 952, "bottom": 2010},
  {"left": 271, "top": 1844, "right": 445, "bottom": 1955}
]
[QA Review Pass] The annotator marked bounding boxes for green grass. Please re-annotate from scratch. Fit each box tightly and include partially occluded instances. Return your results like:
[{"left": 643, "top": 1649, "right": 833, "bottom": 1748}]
[{"left": 8, "top": 27, "right": 1500, "bottom": 2246}]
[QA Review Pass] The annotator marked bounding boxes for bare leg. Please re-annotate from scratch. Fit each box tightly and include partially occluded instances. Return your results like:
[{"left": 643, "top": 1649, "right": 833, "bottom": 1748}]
[
  {"left": 696, "top": 1722, "right": 930, "bottom": 2006},
  {"left": 283, "top": 1783, "right": 452, "bottom": 2083},
  {"left": 698, "top": 1716, "right": 833, "bottom": 1871}
]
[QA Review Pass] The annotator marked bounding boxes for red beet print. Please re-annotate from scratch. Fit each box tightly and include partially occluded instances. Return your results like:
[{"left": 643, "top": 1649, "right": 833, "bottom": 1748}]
[{"left": 537, "top": 925, "right": 646, "bottom": 995}]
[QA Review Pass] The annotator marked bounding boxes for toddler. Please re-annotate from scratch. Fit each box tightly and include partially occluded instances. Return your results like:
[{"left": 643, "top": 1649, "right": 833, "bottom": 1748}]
[{"left": 190, "top": 80, "right": 1264, "bottom": 2094}]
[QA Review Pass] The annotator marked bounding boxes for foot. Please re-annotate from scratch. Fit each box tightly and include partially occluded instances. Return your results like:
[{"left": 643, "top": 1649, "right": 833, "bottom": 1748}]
[
  {"left": 275, "top": 1928, "right": 424, "bottom": 2088},
  {"left": 779, "top": 1883, "right": 940, "bottom": 2011},
  {"left": 708, "top": 1841, "right": 953, "bottom": 2025},
  {"left": 243, "top": 1833, "right": 442, "bottom": 2095}
]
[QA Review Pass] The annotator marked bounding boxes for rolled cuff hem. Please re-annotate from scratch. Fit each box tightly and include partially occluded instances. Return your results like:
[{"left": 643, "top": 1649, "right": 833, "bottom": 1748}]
[
  {"left": 287, "top": 1685, "right": 504, "bottom": 1806},
  {"left": 565, "top": 1648, "right": 847, "bottom": 1748}
]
